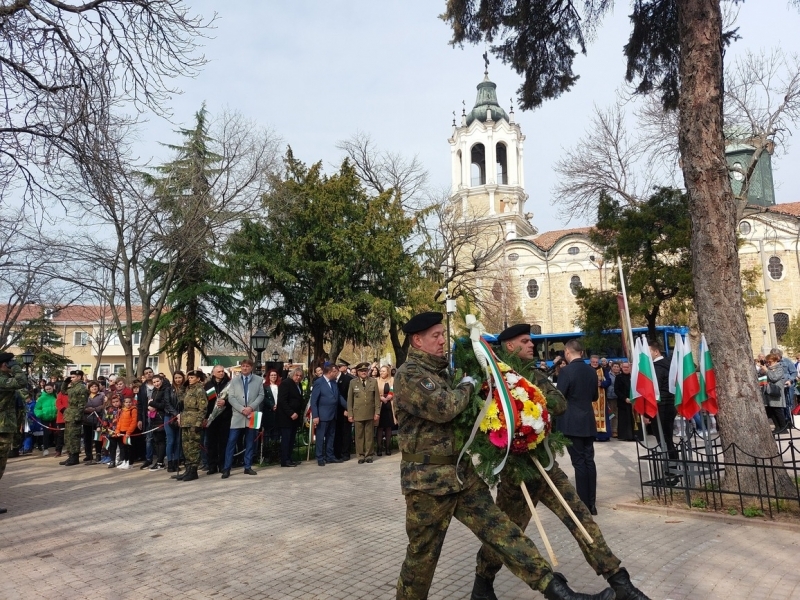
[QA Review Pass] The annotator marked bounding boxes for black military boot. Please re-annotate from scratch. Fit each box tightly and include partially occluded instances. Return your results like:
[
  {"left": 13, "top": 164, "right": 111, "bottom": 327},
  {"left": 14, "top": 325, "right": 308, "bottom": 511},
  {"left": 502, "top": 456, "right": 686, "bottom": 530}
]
[
  {"left": 606, "top": 568, "right": 650, "bottom": 600},
  {"left": 60, "top": 453, "right": 80, "bottom": 466},
  {"left": 543, "top": 573, "right": 616, "bottom": 600},
  {"left": 181, "top": 466, "right": 198, "bottom": 481},
  {"left": 470, "top": 574, "right": 498, "bottom": 600}
]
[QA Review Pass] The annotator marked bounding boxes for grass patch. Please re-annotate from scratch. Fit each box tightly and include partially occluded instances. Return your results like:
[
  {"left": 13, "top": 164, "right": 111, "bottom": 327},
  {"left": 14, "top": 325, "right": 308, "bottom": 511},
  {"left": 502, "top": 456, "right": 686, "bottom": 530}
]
[
  {"left": 726, "top": 507, "right": 738, "bottom": 516},
  {"left": 743, "top": 506, "right": 765, "bottom": 518},
  {"left": 690, "top": 497, "right": 707, "bottom": 509}
]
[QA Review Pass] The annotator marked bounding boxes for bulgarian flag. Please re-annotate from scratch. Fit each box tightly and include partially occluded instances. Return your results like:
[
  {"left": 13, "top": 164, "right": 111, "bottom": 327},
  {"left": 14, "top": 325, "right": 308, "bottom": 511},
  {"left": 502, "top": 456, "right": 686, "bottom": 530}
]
[
  {"left": 631, "top": 335, "right": 659, "bottom": 418},
  {"left": 669, "top": 335, "right": 701, "bottom": 420},
  {"left": 247, "top": 411, "right": 262, "bottom": 429},
  {"left": 93, "top": 430, "right": 101, "bottom": 442},
  {"left": 124, "top": 434, "right": 133, "bottom": 446},
  {"left": 206, "top": 387, "right": 218, "bottom": 402},
  {"left": 102, "top": 436, "right": 110, "bottom": 450},
  {"left": 696, "top": 334, "right": 719, "bottom": 415}
]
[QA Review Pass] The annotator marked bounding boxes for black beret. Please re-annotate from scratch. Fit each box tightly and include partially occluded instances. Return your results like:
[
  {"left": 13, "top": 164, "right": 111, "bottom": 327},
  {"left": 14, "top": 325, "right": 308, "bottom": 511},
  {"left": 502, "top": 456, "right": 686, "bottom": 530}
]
[
  {"left": 0, "top": 352, "right": 13, "bottom": 364},
  {"left": 402, "top": 311, "right": 444, "bottom": 335},
  {"left": 354, "top": 362, "right": 370, "bottom": 372},
  {"left": 498, "top": 323, "right": 531, "bottom": 342},
  {"left": 336, "top": 358, "right": 350, "bottom": 367}
]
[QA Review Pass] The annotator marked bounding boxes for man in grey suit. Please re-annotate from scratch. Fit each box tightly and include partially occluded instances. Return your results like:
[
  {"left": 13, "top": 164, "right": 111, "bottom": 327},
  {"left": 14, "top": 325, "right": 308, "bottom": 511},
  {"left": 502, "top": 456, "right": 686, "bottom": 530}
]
[
  {"left": 222, "top": 359, "right": 265, "bottom": 478},
  {"left": 311, "top": 364, "right": 347, "bottom": 466},
  {"left": 555, "top": 339, "right": 600, "bottom": 515}
]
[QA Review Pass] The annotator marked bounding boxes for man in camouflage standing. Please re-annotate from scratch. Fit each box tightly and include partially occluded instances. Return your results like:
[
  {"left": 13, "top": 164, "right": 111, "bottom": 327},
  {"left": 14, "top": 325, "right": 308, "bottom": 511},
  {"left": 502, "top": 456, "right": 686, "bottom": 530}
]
[
  {"left": 0, "top": 352, "right": 30, "bottom": 514},
  {"left": 471, "top": 324, "right": 650, "bottom": 600},
  {"left": 60, "top": 370, "right": 88, "bottom": 466},
  {"left": 394, "top": 312, "right": 614, "bottom": 600}
]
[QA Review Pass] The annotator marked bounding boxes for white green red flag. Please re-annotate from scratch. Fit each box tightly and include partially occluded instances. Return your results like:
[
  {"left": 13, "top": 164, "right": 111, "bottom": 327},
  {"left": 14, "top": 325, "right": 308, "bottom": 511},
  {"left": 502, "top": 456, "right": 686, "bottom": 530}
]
[
  {"left": 631, "top": 335, "right": 659, "bottom": 418},
  {"left": 247, "top": 411, "right": 262, "bottom": 429},
  {"left": 696, "top": 334, "right": 718, "bottom": 415},
  {"left": 669, "top": 335, "right": 701, "bottom": 420}
]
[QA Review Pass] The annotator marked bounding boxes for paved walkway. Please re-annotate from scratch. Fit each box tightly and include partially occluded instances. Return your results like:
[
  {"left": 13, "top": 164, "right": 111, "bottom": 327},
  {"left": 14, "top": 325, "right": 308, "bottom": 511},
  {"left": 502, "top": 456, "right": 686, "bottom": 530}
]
[{"left": 1, "top": 439, "right": 798, "bottom": 599}]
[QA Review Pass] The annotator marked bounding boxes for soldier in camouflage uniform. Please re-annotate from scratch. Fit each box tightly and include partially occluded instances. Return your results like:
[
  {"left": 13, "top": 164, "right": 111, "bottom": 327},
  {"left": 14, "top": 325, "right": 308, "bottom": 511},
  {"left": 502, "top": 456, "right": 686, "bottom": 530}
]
[
  {"left": 395, "top": 312, "right": 614, "bottom": 600},
  {"left": 176, "top": 370, "right": 207, "bottom": 482},
  {"left": 472, "top": 324, "right": 650, "bottom": 600},
  {"left": 0, "top": 352, "right": 30, "bottom": 514},
  {"left": 60, "top": 370, "right": 88, "bottom": 466}
]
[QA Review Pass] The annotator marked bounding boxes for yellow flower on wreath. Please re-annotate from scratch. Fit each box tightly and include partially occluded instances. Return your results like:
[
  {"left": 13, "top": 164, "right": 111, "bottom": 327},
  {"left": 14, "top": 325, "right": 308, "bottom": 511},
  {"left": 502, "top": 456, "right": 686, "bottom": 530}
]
[
  {"left": 480, "top": 399, "right": 502, "bottom": 432},
  {"left": 497, "top": 361, "right": 511, "bottom": 373},
  {"left": 521, "top": 400, "right": 542, "bottom": 420},
  {"left": 510, "top": 386, "right": 528, "bottom": 402}
]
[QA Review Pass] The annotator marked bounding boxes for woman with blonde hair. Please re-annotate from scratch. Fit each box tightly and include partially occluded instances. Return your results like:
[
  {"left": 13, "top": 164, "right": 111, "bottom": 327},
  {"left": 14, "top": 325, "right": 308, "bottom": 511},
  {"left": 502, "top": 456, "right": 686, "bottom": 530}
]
[{"left": 375, "top": 364, "right": 395, "bottom": 456}]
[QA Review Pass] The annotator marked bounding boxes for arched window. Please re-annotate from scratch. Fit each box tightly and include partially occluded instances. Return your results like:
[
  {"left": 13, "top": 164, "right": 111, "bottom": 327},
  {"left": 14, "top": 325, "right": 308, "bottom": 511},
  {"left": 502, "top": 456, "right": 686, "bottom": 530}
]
[
  {"left": 775, "top": 312, "right": 789, "bottom": 342},
  {"left": 471, "top": 143, "right": 486, "bottom": 186},
  {"left": 569, "top": 275, "right": 582, "bottom": 296},
  {"left": 526, "top": 279, "right": 539, "bottom": 299},
  {"left": 496, "top": 142, "right": 508, "bottom": 185},
  {"left": 568, "top": 246, "right": 579, "bottom": 256},
  {"left": 457, "top": 150, "right": 463, "bottom": 186},
  {"left": 492, "top": 280, "right": 503, "bottom": 301},
  {"left": 738, "top": 221, "right": 751, "bottom": 235},
  {"left": 531, "top": 324, "right": 542, "bottom": 335},
  {"left": 507, "top": 252, "right": 519, "bottom": 262},
  {"left": 768, "top": 256, "right": 784, "bottom": 280}
]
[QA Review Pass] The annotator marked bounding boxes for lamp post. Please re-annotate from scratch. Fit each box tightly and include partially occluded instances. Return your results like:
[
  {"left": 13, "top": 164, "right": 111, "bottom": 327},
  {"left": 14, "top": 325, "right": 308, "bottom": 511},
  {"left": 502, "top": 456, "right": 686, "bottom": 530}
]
[
  {"left": 251, "top": 329, "right": 268, "bottom": 376},
  {"left": 271, "top": 350, "right": 279, "bottom": 363},
  {"left": 21, "top": 349, "right": 35, "bottom": 378}
]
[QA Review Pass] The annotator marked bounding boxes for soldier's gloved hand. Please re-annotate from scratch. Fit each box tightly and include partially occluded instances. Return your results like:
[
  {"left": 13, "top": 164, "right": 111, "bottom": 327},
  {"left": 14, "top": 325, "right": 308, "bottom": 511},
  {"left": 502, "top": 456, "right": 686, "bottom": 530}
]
[{"left": 458, "top": 376, "right": 477, "bottom": 389}]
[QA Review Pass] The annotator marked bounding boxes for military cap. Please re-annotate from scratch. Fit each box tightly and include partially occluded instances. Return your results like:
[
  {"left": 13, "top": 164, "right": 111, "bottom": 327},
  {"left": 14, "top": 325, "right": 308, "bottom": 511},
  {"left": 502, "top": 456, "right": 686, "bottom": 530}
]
[
  {"left": 354, "top": 362, "right": 370, "bottom": 372},
  {"left": 498, "top": 323, "right": 531, "bottom": 342},
  {"left": 0, "top": 352, "right": 13, "bottom": 364},
  {"left": 336, "top": 357, "right": 350, "bottom": 367},
  {"left": 402, "top": 311, "right": 443, "bottom": 334}
]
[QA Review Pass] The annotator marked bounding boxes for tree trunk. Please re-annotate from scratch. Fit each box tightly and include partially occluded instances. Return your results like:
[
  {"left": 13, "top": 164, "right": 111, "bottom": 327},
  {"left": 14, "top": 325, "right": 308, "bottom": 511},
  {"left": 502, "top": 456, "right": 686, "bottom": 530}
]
[{"left": 676, "top": 0, "right": 795, "bottom": 497}]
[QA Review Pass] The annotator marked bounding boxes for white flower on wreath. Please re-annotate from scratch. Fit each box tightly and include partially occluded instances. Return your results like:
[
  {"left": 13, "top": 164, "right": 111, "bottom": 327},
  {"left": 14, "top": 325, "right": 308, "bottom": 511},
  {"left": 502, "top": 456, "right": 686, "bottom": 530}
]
[
  {"left": 505, "top": 372, "right": 521, "bottom": 386},
  {"left": 510, "top": 386, "right": 528, "bottom": 402}
]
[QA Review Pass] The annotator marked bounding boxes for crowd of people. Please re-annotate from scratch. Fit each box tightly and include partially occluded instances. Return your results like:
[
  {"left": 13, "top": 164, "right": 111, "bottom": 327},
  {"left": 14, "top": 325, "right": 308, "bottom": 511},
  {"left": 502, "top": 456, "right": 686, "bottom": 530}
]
[{"left": 8, "top": 356, "right": 401, "bottom": 482}]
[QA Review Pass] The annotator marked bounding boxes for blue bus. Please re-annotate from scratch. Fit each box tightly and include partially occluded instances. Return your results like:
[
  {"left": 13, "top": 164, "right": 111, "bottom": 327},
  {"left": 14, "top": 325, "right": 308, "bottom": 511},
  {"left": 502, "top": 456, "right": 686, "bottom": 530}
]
[{"left": 480, "top": 325, "right": 689, "bottom": 365}]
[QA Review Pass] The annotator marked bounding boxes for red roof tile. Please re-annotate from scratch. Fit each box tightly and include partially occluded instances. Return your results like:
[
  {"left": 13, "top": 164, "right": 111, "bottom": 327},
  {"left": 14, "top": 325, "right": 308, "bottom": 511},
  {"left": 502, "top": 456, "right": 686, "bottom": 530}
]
[
  {"left": 529, "top": 227, "right": 594, "bottom": 251},
  {"left": 765, "top": 202, "right": 800, "bottom": 217}
]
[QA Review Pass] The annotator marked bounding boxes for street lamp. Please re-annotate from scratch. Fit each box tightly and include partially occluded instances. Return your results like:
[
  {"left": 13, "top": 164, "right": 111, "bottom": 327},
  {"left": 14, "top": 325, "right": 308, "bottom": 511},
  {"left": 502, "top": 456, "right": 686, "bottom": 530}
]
[
  {"left": 251, "top": 328, "right": 268, "bottom": 376},
  {"left": 20, "top": 349, "right": 34, "bottom": 377},
  {"left": 271, "top": 350, "right": 279, "bottom": 363}
]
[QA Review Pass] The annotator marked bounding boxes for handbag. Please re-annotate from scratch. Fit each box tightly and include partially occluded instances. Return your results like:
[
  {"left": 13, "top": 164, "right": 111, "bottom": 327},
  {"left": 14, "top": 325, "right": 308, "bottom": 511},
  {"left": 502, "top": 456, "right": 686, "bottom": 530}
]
[{"left": 766, "top": 382, "right": 783, "bottom": 397}]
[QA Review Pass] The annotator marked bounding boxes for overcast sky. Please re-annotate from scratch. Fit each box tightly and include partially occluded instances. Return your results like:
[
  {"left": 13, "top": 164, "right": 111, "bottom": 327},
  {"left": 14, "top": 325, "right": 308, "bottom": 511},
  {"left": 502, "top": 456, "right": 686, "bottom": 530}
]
[{"left": 135, "top": 1, "right": 800, "bottom": 234}]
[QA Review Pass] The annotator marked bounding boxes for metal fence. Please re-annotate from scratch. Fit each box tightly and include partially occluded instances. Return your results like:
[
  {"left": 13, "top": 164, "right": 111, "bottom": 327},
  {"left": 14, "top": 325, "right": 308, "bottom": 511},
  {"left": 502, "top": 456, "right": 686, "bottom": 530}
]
[{"left": 636, "top": 421, "right": 800, "bottom": 517}]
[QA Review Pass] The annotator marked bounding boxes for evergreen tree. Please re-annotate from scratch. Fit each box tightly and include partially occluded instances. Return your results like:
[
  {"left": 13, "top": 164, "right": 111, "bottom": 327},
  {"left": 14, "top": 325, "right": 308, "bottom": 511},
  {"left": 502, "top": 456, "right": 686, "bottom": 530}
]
[{"left": 17, "top": 310, "right": 72, "bottom": 379}]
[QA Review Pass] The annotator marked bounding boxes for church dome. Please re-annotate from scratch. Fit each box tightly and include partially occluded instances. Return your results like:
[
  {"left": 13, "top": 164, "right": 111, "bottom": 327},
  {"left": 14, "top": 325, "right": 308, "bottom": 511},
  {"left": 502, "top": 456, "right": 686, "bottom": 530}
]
[{"left": 466, "top": 76, "right": 509, "bottom": 126}]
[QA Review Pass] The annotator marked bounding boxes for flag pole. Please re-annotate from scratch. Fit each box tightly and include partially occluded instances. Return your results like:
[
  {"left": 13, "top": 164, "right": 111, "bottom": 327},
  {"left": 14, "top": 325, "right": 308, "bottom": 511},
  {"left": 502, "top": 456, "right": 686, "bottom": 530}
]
[
  {"left": 617, "top": 257, "right": 652, "bottom": 455},
  {"left": 520, "top": 483, "right": 558, "bottom": 566}
]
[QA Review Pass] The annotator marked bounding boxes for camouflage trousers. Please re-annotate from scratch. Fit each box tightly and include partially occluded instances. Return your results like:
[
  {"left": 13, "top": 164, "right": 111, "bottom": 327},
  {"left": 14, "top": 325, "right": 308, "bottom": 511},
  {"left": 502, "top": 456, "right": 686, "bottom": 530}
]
[
  {"left": 476, "top": 462, "right": 622, "bottom": 581},
  {"left": 0, "top": 432, "right": 12, "bottom": 481},
  {"left": 182, "top": 426, "right": 202, "bottom": 467},
  {"left": 397, "top": 477, "right": 554, "bottom": 600},
  {"left": 64, "top": 420, "right": 82, "bottom": 455}
]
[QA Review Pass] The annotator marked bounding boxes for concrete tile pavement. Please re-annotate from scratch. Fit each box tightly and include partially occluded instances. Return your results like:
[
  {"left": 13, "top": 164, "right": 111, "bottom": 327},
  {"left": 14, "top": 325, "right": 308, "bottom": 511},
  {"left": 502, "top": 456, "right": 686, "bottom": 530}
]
[{"left": 0, "top": 439, "right": 798, "bottom": 599}]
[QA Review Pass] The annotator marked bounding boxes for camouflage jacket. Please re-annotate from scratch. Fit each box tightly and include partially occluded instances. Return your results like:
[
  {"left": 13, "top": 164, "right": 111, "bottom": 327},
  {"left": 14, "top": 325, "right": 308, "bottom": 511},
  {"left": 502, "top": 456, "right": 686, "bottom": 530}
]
[
  {"left": 62, "top": 380, "right": 88, "bottom": 423},
  {"left": 180, "top": 382, "right": 207, "bottom": 428},
  {"left": 395, "top": 347, "right": 477, "bottom": 496},
  {"left": 0, "top": 364, "right": 28, "bottom": 434},
  {"left": 496, "top": 351, "right": 567, "bottom": 417}
]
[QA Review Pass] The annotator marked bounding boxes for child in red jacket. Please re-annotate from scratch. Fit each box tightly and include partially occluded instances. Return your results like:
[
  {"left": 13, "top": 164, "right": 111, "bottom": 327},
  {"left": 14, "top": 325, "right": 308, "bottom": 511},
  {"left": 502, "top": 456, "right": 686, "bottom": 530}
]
[
  {"left": 54, "top": 389, "right": 69, "bottom": 457},
  {"left": 114, "top": 393, "right": 138, "bottom": 470}
]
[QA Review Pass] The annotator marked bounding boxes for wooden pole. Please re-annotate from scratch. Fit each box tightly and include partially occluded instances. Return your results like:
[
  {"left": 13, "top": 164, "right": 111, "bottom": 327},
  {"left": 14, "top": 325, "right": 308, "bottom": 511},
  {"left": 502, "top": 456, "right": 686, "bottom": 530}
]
[
  {"left": 520, "top": 483, "right": 557, "bottom": 567},
  {"left": 531, "top": 457, "right": 594, "bottom": 544}
]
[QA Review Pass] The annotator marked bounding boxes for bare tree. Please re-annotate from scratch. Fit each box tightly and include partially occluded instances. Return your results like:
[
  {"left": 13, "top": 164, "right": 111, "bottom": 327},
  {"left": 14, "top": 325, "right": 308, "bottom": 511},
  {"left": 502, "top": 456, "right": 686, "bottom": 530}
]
[
  {"left": 724, "top": 48, "right": 800, "bottom": 216},
  {"left": 337, "top": 132, "right": 430, "bottom": 210}
]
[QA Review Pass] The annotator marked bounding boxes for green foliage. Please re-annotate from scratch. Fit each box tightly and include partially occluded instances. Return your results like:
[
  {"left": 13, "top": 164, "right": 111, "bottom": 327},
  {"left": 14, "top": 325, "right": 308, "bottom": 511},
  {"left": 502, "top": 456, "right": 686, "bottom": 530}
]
[
  {"left": 690, "top": 497, "right": 707, "bottom": 509},
  {"left": 726, "top": 507, "right": 738, "bottom": 516},
  {"left": 223, "top": 148, "right": 422, "bottom": 363},
  {"left": 16, "top": 311, "right": 73, "bottom": 376},
  {"left": 591, "top": 188, "right": 693, "bottom": 339},
  {"left": 575, "top": 289, "right": 621, "bottom": 352},
  {"left": 779, "top": 317, "right": 800, "bottom": 356},
  {"left": 742, "top": 506, "right": 765, "bottom": 518},
  {"left": 451, "top": 336, "right": 567, "bottom": 487}
]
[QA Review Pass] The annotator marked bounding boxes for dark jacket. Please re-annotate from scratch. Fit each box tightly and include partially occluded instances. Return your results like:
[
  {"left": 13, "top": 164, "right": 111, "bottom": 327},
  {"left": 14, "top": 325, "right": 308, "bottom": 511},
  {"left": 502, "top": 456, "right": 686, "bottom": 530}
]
[
  {"left": 137, "top": 381, "right": 155, "bottom": 428},
  {"left": 276, "top": 378, "right": 305, "bottom": 429},
  {"left": 149, "top": 385, "right": 177, "bottom": 427},
  {"left": 555, "top": 358, "right": 599, "bottom": 437},
  {"left": 204, "top": 374, "right": 231, "bottom": 420},
  {"left": 84, "top": 392, "right": 106, "bottom": 426},
  {"left": 652, "top": 355, "right": 674, "bottom": 406},
  {"left": 613, "top": 372, "right": 631, "bottom": 401}
]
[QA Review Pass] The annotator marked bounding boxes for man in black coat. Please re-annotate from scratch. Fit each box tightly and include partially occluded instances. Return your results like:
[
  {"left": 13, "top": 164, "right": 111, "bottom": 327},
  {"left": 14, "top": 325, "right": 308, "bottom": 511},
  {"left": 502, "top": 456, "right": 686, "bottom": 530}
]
[
  {"left": 277, "top": 367, "right": 305, "bottom": 467},
  {"left": 649, "top": 340, "right": 677, "bottom": 462},
  {"left": 333, "top": 358, "right": 354, "bottom": 460},
  {"left": 204, "top": 365, "right": 231, "bottom": 475},
  {"left": 555, "top": 339, "right": 600, "bottom": 515}
]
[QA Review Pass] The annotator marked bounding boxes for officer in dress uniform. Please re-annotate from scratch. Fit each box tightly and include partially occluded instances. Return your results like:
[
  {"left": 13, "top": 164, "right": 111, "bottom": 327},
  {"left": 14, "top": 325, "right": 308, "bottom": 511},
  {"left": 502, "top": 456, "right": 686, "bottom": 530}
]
[
  {"left": 471, "top": 323, "right": 651, "bottom": 600},
  {"left": 394, "top": 312, "right": 614, "bottom": 600},
  {"left": 347, "top": 362, "right": 380, "bottom": 463}
]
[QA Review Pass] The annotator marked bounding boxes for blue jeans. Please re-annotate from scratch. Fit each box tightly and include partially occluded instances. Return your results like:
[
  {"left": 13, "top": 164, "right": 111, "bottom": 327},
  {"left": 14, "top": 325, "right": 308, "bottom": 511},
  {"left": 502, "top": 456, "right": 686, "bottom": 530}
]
[
  {"left": 164, "top": 421, "right": 180, "bottom": 462},
  {"left": 315, "top": 420, "right": 336, "bottom": 462},
  {"left": 223, "top": 427, "right": 256, "bottom": 471}
]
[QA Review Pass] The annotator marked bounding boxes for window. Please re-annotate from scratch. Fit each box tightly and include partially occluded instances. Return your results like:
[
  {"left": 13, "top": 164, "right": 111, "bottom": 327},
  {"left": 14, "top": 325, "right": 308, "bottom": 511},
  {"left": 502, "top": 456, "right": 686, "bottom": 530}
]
[
  {"left": 108, "top": 332, "right": 120, "bottom": 346},
  {"left": 531, "top": 324, "right": 542, "bottom": 335},
  {"left": 775, "top": 312, "right": 790, "bottom": 342},
  {"left": 507, "top": 252, "right": 519, "bottom": 262},
  {"left": 768, "top": 256, "right": 784, "bottom": 280},
  {"left": 73, "top": 331, "right": 88, "bottom": 346},
  {"left": 492, "top": 280, "right": 503, "bottom": 301},
  {"left": 112, "top": 363, "right": 125, "bottom": 375},
  {"left": 98, "top": 364, "right": 111, "bottom": 377},
  {"left": 526, "top": 279, "right": 540, "bottom": 299},
  {"left": 132, "top": 331, "right": 141, "bottom": 346},
  {"left": 738, "top": 221, "right": 751, "bottom": 235},
  {"left": 496, "top": 142, "right": 508, "bottom": 185},
  {"left": 568, "top": 246, "right": 579, "bottom": 256},
  {"left": 470, "top": 143, "right": 486, "bottom": 186},
  {"left": 569, "top": 275, "right": 582, "bottom": 296},
  {"left": 732, "top": 161, "right": 744, "bottom": 181},
  {"left": 147, "top": 356, "right": 159, "bottom": 372}
]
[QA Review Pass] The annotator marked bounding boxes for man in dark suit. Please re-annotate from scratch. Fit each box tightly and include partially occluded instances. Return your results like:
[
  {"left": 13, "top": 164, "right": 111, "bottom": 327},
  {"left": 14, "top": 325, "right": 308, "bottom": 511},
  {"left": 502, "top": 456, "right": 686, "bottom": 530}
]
[
  {"left": 333, "top": 358, "right": 354, "bottom": 461},
  {"left": 277, "top": 367, "right": 305, "bottom": 467},
  {"left": 310, "top": 364, "right": 347, "bottom": 466},
  {"left": 556, "top": 339, "right": 600, "bottom": 515},
  {"left": 649, "top": 340, "right": 677, "bottom": 462}
]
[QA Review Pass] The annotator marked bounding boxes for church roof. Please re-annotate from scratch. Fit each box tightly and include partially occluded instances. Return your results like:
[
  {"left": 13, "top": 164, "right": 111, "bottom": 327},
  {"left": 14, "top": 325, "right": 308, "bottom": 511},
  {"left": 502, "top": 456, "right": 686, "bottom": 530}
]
[
  {"left": 765, "top": 201, "right": 800, "bottom": 217},
  {"left": 528, "top": 227, "right": 594, "bottom": 251},
  {"left": 466, "top": 75, "right": 509, "bottom": 126}
]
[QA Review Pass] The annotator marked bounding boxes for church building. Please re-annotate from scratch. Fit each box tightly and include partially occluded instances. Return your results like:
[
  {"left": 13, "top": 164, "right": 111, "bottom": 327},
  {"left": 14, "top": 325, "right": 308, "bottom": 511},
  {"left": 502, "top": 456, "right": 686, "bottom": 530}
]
[{"left": 448, "top": 71, "right": 800, "bottom": 356}]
